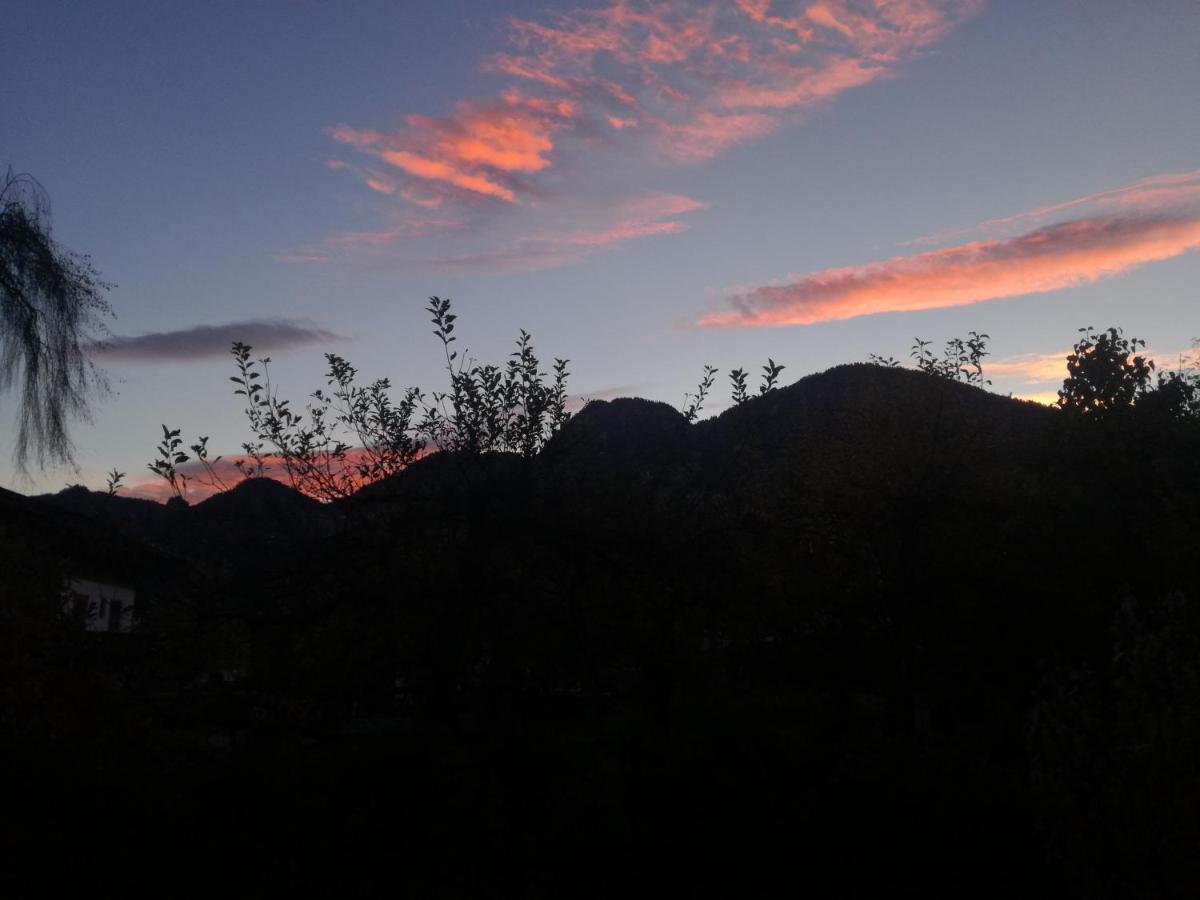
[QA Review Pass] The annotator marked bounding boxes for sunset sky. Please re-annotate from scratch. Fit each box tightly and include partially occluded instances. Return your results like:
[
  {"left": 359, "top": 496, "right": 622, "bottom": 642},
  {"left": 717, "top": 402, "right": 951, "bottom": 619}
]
[{"left": 4, "top": 0, "right": 1199, "bottom": 496}]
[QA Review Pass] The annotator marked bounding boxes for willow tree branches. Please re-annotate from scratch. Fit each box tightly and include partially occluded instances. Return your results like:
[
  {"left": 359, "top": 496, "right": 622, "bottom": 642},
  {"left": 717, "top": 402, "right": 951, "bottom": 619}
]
[{"left": 0, "top": 168, "right": 111, "bottom": 469}]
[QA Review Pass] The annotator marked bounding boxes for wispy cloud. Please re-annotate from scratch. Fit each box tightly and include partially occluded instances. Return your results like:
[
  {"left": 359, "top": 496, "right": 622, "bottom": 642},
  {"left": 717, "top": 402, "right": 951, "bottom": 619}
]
[
  {"left": 418, "top": 247, "right": 587, "bottom": 274},
  {"left": 328, "top": 94, "right": 575, "bottom": 203},
  {"left": 91, "top": 319, "right": 339, "bottom": 363},
  {"left": 311, "top": 189, "right": 706, "bottom": 275},
  {"left": 302, "top": 0, "right": 979, "bottom": 269},
  {"left": 699, "top": 171, "right": 1200, "bottom": 328},
  {"left": 518, "top": 191, "right": 705, "bottom": 246},
  {"left": 326, "top": 219, "right": 468, "bottom": 246},
  {"left": 907, "top": 169, "right": 1200, "bottom": 246}
]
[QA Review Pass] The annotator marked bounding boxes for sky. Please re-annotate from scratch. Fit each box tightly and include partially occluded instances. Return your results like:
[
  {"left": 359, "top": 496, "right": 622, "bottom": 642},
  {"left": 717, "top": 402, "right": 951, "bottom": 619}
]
[{"left": 2, "top": 0, "right": 1198, "bottom": 497}]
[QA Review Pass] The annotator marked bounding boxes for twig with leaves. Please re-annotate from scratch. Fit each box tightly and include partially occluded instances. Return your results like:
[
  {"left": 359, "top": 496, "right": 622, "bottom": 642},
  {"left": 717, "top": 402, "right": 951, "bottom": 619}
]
[
  {"left": 147, "top": 425, "right": 190, "bottom": 502},
  {"left": 683, "top": 365, "right": 718, "bottom": 423}
]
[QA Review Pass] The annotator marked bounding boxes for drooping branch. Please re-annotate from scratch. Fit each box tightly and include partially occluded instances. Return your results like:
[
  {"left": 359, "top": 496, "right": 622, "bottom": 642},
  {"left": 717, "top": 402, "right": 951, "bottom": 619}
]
[{"left": 0, "top": 168, "right": 111, "bottom": 469}]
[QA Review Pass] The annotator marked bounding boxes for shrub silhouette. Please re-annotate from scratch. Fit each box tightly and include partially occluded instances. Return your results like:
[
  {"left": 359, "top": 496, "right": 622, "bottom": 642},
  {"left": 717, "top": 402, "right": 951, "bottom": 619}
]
[
  {"left": 729, "top": 359, "right": 786, "bottom": 406},
  {"left": 867, "top": 331, "right": 992, "bottom": 384},
  {"left": 1057, "top": 325, "right": 1153, "bottom": 415},
  {"left": 148, "top": 297, "right": 573, "bottom": 500},
  {"left": 423, "top": 295, "right": 571, "bottom": 458},
  {"left": 682, "top": 363, "right": 718, "bottom": 422}
]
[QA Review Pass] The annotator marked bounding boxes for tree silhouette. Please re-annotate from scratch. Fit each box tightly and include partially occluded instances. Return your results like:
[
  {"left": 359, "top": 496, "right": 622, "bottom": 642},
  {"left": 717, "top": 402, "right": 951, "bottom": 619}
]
[
  {"left": 0, "top": 168, "right": 110, "bottom": 469},
  {"left": 1057, "top": 326, "right": 1153, "bottom": 415}
]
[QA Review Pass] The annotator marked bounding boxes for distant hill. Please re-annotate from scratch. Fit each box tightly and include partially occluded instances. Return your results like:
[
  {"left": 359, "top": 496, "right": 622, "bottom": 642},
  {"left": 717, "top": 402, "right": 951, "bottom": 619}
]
[
  {"left": 0, "top": 485, "right": 176, "bottom": 587},
  {"left": 37, "top": 476, "right": 334, "bottom": 569}
]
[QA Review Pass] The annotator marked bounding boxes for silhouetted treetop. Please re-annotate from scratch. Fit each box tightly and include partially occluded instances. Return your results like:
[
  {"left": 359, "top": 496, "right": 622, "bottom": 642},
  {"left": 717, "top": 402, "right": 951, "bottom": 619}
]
[{"left": 1057, "top": 326, "right": 1153, "bottom": 415}]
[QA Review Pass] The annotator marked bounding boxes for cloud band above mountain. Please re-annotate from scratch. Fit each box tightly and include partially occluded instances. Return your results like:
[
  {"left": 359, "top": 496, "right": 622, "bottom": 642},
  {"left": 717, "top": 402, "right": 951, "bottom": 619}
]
[{"left": 699, "top": 171, "right": 1200, "bottom": 328}]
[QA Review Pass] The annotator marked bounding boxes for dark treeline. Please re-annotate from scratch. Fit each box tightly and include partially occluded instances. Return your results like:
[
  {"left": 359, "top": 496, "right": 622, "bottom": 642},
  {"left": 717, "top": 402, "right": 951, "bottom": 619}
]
[{"left": 4, "top": 313, "right": 1200, "bottom": 897}]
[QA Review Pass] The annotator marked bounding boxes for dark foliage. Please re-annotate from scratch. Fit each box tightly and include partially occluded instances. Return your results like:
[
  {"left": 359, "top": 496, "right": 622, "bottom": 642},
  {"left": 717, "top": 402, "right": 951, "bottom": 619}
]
[
  {"left": 1058, "top": 325, "right": 1154, "bottom": 414},
  {"left": 6, "top": 319, "right": 1200, "bottom": 896}
]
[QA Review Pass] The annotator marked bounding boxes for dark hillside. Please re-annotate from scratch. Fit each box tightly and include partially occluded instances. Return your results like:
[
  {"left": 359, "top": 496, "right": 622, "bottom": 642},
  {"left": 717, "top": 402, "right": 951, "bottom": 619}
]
[
  {"left": 6, "top": 363, "right": 1200, "bottom": 896},
  {"left": 40, "top": 476, "right": 334, "bottom": 568}
]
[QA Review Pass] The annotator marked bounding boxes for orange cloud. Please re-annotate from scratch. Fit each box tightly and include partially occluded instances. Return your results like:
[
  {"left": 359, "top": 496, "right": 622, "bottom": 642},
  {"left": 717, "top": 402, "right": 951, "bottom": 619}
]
[
  {"left": 988, "top": 351, "right": 1071, "bottom": 383},
  {"left": 329, "top": 94, "right": 573, "bottom": 204},
  {"left": 380, "top": 150, "right": 517, "bottom": 201},
  {"left": 407, "top": 98, "right": 568, "bottom": 173},
  {"left": 365, "top": 176, "right": 396, "bottom": 195},
  {"left": 317, "top": 1, "right": 978, "bottom": 263},
  {"left": 334, "top": 0, "right": 980, "bottom": 195},
  {"left": 700, "top": 209, "right": 1200, "bottom": 328}
]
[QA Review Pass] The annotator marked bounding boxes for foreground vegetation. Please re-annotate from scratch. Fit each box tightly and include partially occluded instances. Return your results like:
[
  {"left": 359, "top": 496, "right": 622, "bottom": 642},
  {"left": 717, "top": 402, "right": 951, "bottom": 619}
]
[{"left": 4, "top": 305, "right": 1200, "bottom": 896}]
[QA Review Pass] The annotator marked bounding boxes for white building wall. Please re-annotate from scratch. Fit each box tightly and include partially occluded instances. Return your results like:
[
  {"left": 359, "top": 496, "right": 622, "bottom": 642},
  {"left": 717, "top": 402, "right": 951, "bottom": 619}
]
[{"left": 66, "top": 579, "right": 136, "bottom": 632}]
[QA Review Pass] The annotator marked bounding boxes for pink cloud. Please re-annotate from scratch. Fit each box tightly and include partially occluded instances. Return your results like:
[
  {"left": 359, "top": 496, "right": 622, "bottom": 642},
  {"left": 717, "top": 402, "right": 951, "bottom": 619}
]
[
  {"left": 365, "top": 176, "right": 396, "bottom": 195},
  {"left": 542, "top": 218, "right": 687, "bottom": 246},
  {"left": 908, "top": 170, "right": 1200, "bottom": 246},
  {"left": 494, "top": 0, "right": 977, "bottom": 167},
  {"left": 700, "top": 171, "right": 1200, "bottom": 327},
  {"left": 307, "top": 0, "right": 978, "bottom": 266},
  {"left": 378, "top": 150, "right": 518, "bottom": 202},
  {"left": 328, "top": 93, "right": 574, "bottom": 205}
]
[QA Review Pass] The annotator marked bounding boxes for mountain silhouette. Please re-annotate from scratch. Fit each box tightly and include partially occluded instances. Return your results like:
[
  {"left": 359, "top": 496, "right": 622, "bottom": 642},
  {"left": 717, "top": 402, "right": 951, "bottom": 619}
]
[{"left": 7, "top": 362, "right": 1200, "bottom": 896}]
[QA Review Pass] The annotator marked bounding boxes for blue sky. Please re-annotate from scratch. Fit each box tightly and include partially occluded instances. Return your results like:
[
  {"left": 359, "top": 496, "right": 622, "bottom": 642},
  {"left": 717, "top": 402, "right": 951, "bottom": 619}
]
[{"left": 3, "top": 0, "right": 1198, "bottom": 495}]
